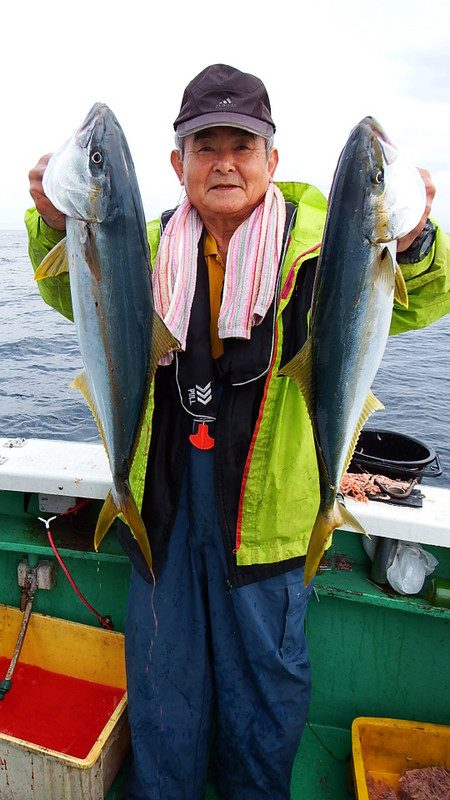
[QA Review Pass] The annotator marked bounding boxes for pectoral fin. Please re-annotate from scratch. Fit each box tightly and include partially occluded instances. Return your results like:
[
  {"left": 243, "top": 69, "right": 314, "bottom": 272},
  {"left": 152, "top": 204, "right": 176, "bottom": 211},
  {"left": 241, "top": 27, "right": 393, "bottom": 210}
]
[
  {"left": 376, "top": 247, "right": 408, "bottom": 309},
  {"left": 34, "top": 238, "right": 69, "bottom": 280},
  {"left": 394, "top": 264, "right": 409, "bottom": 308},
  {"left": 376, "top": 244, "right": 397, "bottom": 297}
]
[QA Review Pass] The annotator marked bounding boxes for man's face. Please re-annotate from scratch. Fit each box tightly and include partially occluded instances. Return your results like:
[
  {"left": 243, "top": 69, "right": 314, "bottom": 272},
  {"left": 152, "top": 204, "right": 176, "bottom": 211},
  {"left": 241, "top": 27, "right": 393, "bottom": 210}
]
[{"left": 171, "top": 127, "right": 278, "bottom": 225}]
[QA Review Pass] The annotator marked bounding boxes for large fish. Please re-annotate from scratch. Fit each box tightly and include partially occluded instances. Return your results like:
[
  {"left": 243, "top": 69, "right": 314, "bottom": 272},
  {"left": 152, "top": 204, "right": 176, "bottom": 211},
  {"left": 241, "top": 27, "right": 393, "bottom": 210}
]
[
  {"left": 280, "top": 117, "right": 426, "bottom": 585},
  {"left": 35, "top": 103, "right": 178, "bottom": 571}
]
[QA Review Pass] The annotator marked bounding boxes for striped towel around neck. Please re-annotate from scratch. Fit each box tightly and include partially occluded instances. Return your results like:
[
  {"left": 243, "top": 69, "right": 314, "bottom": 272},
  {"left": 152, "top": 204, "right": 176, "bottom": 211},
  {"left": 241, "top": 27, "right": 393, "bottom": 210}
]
[{"left": 153, "top": 183, "right": 286, "bottom": 362}]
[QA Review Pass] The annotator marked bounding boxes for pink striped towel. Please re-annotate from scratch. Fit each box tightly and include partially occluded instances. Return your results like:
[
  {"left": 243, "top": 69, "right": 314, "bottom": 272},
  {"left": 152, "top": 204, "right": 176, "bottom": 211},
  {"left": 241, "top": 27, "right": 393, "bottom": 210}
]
[{"left": 153, "top": 183, "right": 286, "bottom": 362}]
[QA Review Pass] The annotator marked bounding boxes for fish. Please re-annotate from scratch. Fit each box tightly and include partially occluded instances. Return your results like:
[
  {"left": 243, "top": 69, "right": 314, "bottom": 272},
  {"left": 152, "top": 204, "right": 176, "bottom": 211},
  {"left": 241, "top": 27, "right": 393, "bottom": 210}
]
[
  {"left": 34, "top": 103, "right": 179, "bottom": 572},
  {"left": 279, "top": 116, "right": 426, "bottom": 586}
]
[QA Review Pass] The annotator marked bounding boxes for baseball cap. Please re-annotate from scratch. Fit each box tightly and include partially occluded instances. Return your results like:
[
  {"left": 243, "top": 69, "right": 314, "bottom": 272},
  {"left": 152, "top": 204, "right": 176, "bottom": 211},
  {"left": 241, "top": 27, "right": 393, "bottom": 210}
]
[{"left": 173, "top": 64, "right": 276, "bottom": 139}]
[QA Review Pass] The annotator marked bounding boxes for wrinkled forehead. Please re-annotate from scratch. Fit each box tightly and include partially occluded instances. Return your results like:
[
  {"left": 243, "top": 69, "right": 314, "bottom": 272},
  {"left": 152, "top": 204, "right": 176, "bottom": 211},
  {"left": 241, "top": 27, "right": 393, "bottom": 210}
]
[{"left": 185, "top": 126, "right": 264, "bottom": 148}]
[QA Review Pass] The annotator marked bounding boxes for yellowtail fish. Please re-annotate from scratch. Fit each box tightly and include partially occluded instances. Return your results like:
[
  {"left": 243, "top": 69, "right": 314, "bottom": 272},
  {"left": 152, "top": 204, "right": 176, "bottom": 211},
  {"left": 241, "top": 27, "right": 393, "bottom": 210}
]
[
  {"left": 280, "top": 117, "right": 426, "bottom": 585},
  {"left": 35, "top": 103, "right": 178, "bottom": 571}
]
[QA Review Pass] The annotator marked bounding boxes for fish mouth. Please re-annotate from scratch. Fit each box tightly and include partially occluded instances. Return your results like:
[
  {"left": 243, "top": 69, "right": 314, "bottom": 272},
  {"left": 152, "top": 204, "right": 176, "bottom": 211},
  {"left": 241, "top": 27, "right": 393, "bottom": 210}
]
[
  {"left": 75, "top": 103, "right": 109, "bottom": 149},
  {"left": 362, "top": 116, "right": 398, "bottom": 165}
]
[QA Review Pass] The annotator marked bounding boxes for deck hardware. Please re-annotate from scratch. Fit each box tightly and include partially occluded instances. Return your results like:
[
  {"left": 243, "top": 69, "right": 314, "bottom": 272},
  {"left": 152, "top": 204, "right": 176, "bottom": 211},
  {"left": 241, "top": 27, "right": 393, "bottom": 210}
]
[
  {"left": 2, "top": 438, "right": 27, "bottom": 448},
  {"left": 38, "top": 515, "right": 57, "bottom": 530},
  {"left": 38, "top": 493, "right": 77, "bottom": 514},
  {"left": 0, "top": 568, "right": 37, "bottom": 701},
  {"left": 1, "top": 557, "right": 59, "bottom": 701},
  {"left": 18, "top": 559, "right": 57, "bottom": 591}
]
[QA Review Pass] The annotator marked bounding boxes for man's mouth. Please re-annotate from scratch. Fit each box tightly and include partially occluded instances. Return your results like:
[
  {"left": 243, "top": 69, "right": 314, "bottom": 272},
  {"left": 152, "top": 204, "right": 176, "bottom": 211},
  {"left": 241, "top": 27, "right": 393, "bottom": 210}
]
[{"left": 209, "top": 183, "right": 242, "bottom": 191}]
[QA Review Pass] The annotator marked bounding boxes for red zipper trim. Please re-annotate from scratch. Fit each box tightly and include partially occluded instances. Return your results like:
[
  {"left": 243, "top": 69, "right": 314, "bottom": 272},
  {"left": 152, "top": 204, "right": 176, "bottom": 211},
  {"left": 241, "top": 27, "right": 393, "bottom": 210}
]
[
  {"left": 280, "top": 242, "right": 322, "bottom": 300},
  {"left": 235, "top": 240, "right": 322, "bottom": 553},
  {"left": 235, "top": 326, "right": 279, "bottom": 553}
]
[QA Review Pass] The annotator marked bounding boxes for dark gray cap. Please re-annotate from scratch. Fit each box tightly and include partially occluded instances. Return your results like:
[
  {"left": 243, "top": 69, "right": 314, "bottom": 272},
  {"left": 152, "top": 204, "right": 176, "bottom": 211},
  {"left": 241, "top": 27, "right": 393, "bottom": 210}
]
[{"left": 173, "top": 64, "right": 276, "bottom": 139}]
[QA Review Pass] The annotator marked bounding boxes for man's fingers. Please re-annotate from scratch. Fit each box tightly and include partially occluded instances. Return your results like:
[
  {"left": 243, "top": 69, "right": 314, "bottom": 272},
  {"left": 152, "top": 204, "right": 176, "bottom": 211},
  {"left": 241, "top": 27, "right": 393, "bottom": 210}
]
[
  {"left": 396, "top": 167, "right": 435, "bottom": 254},
  {"left": 28, "top": 153, "right": 66, "bottom": 231}
]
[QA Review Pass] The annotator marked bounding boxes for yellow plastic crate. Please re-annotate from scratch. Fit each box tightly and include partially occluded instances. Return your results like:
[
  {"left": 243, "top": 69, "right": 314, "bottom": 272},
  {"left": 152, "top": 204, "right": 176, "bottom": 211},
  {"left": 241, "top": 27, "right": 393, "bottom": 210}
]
[
  {"left": 352, "top": 716, "right": 450, "bottom": 799},
  {"left": 0, "top": 604, "right": 130, "bottom": 800}
]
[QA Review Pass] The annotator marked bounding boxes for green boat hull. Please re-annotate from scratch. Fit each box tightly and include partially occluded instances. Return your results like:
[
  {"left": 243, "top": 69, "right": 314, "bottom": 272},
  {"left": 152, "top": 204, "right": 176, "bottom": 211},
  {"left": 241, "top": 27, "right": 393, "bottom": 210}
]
[{"left": 1, "top": 488, "right": 449, "bottom": 798}]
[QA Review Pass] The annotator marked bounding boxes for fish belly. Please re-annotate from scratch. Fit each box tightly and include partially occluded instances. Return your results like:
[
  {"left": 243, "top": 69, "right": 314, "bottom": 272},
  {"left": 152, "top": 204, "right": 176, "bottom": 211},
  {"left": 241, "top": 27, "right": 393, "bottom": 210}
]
[
  {"left": 313, "top": 256, "right": 393, "bottom": 489},
  {"left": 67, "top": 219, "right": 152, "bottom": 477}
]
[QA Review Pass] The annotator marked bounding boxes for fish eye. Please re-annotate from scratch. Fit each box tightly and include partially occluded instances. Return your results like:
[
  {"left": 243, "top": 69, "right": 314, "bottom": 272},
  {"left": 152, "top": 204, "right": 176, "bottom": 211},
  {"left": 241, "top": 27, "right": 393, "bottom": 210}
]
[
  {"left": 91, "top": 150, "right": 103, "bottom": 165},
  {"left": 373, "top": 169, "right": 384, "bottom": 185}
]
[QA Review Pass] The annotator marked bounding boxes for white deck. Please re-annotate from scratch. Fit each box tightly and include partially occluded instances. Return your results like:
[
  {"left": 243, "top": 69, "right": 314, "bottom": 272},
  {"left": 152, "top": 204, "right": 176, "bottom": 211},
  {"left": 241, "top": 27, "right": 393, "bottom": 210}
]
[
  {"left": 0, "top": 437, "right": 449, "bottom": 548},
  {"left": 0, "top": 437, "right": 111, "bottom": 499},
  {"left": 343, "top": 487, "right": 450, "bottom": 548}
]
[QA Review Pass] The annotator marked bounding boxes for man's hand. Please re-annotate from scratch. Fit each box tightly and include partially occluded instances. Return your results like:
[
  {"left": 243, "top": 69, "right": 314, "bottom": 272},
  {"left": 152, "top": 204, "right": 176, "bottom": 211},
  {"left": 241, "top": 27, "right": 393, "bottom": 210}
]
[
  {"left": 396, "top": 168, "right": 435, "bottom": 254},
  {"left": 29, "top": 154, "right": 66, "bottom": 232}
]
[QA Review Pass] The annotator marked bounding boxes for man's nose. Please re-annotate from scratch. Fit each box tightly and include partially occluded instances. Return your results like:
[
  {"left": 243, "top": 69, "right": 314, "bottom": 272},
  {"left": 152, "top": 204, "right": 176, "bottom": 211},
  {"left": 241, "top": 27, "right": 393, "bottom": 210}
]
[{"left": 213, "top": 150, "right": 236, "bottom": 172}]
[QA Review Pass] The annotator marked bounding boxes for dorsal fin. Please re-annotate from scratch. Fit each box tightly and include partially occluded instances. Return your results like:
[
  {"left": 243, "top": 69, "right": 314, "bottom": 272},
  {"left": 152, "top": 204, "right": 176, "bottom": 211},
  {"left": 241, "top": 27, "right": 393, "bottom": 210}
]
[{"left": 278, "top": 338, "right": 314, "bottom": 421}]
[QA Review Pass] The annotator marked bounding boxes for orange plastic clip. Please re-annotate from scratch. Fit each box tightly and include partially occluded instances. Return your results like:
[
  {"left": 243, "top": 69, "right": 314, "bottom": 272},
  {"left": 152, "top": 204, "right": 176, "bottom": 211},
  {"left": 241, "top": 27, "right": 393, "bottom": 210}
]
[{"left": 189, "top": 422, "right": 215, "bottom": 450}]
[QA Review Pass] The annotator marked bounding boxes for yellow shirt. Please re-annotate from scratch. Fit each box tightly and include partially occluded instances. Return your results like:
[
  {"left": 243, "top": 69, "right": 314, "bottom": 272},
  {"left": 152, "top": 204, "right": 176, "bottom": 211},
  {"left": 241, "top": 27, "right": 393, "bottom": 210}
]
[{"left": 204, "top": 231, "right": 225, "bottom": 359}]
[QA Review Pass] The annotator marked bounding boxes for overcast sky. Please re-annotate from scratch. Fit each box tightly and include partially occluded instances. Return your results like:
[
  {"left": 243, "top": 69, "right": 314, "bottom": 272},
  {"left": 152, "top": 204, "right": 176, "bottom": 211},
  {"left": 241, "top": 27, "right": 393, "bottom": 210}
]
[{"left": 2, "top": 0, "right": 449, "bottom": 232}]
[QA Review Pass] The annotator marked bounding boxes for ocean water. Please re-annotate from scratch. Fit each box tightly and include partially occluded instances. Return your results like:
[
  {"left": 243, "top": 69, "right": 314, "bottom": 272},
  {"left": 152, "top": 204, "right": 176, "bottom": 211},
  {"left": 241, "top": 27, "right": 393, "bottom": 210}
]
[
  {"left": 1, "top": 229, "right": 449, "bottom": 486},
  {"left": 0, "top": 229, "right": 98, "bottom": 443}
]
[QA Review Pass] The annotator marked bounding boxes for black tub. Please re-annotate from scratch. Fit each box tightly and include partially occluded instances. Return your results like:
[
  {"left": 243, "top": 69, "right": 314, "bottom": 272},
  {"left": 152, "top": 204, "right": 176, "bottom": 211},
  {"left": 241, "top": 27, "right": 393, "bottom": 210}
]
[{"left": 349, "top": 428, "right": 442, "bottom": 481}]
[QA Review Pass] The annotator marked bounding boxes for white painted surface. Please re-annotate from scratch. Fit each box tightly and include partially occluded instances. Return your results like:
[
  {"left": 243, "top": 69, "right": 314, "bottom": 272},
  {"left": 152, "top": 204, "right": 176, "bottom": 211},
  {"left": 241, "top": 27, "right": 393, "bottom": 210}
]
[
  {"left": 0, "top": 437, "right": 448, "bottom": 547},
  {"left": 0, "top": 438, "right": 111, "bottom": 499},
  {"left": 343, "top": 485, "right": 450, "bottom": 548}
]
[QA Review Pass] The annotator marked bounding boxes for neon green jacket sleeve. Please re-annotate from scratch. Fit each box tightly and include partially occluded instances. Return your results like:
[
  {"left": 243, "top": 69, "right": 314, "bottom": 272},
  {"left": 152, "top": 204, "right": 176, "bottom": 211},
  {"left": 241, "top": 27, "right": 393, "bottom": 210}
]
[
  {"left": 390, "top": 221, "right": 450, "bottom": 334},
  {"left": 24, "top": 208, "right": 162, "bottom": 322},
  {"left": 24, "top": 207, "right": 74, "bottom": 321}
]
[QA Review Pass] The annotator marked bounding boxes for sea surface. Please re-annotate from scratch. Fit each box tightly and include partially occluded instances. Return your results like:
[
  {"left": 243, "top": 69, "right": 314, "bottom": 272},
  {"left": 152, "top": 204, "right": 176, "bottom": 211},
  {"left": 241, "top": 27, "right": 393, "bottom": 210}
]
[{"left": 1, "top": 229, "right": 449, "bottom": 487}]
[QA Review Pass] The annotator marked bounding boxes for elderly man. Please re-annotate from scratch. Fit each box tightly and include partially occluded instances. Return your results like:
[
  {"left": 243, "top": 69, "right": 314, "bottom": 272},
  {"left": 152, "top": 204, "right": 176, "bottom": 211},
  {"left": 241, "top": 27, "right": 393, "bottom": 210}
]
[{"left": 27, "top": 64, "right": 450, "bottom": 800}]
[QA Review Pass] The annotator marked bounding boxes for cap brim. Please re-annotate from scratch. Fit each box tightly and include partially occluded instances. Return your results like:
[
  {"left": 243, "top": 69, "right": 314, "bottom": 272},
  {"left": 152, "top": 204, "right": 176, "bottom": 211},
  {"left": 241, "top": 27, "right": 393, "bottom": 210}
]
[{"left": 176, "top": 112, "right": 275, "bottom": 138}]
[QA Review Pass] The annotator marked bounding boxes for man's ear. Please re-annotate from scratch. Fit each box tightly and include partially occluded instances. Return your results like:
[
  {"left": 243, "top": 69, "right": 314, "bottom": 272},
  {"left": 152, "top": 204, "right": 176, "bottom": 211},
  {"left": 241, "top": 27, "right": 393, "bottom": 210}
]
[
  {"left": 268, "top": 148, "right": 279, "bottom": 179},
  {"left": 171, "top": 149, "right": 184, "bottom": 185}
]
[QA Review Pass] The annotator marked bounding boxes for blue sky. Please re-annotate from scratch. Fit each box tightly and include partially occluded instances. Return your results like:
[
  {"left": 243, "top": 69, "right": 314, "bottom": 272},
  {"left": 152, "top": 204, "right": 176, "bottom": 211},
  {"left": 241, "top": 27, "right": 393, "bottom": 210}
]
[{"left": 2, "top": 0, "right": 449, "bottom": 231}]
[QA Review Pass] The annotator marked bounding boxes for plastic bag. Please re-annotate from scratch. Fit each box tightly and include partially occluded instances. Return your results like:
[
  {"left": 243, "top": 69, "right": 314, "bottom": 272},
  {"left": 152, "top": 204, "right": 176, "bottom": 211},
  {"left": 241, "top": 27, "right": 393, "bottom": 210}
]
[{"left": 386, "top": 541, "right": 438, "bottom": 595}]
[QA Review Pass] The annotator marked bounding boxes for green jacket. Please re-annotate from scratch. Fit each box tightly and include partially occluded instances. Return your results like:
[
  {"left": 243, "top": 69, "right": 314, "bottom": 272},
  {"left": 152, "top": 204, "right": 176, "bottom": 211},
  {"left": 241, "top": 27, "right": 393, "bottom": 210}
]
[{"left": 24, "top": 182, "right": 450, "bottom": 566}]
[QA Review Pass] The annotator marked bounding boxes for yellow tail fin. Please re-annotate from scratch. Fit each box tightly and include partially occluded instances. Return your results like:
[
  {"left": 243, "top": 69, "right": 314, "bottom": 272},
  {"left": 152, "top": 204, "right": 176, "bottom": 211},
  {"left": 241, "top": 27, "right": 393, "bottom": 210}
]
[
  {"left": 94, "top": 485, "right": 153, "bottom": 572},
  {"left": 304, "top": 500, "right": 368, "bottom": 586}
]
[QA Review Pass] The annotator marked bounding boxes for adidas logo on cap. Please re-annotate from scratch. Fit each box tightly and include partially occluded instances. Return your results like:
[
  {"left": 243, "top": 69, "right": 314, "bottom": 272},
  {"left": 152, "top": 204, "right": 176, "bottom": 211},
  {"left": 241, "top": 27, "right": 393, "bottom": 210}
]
[{"left": 215, "top": 97, "right": 236, "bottom": 109}]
